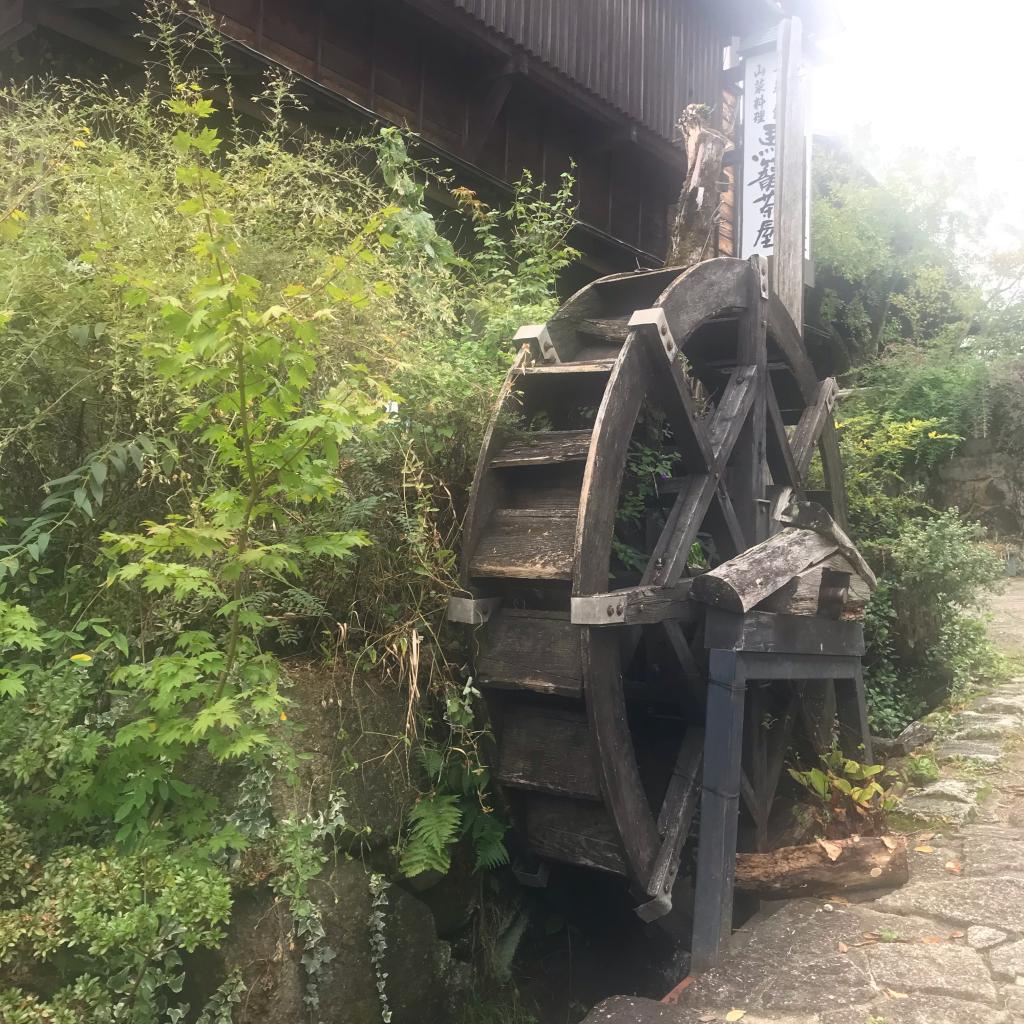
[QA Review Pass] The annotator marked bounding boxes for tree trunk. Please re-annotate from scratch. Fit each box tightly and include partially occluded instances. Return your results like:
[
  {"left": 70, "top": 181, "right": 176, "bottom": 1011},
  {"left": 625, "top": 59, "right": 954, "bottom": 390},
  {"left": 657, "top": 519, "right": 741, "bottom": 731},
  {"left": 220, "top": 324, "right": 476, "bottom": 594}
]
[
  {"left": 735, "top": 836, "right": 908, "bottom": 899},
  {"left": 669, "top": 105, "right": 732, "bottom": 267}
]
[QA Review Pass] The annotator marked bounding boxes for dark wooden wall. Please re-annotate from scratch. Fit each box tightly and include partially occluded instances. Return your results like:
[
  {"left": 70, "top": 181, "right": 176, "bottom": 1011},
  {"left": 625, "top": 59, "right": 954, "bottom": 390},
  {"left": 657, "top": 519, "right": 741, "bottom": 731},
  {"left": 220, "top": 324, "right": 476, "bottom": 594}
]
[
  {"left": 451, "top": 0, "right": 723, "bottom": 141},
  {"left": 205, "top": 0, "right": 731, "bottom": 265}
]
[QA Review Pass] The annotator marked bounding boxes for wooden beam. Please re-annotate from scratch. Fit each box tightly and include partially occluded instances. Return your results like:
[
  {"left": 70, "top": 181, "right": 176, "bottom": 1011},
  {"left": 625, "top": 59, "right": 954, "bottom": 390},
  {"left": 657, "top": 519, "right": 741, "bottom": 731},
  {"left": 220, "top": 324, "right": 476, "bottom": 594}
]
[
  {"left": 766, "top": 379, "right": 800, "bottom": 487},
  {"left": 662, "top": 620, "right": 707, "bottom": 715},
  {"left": 570, "top": 582, "right": 695, "bottom": 627},
  {"left": 0, "top": 0, "right": 34, "bottom": 50},
  {"left": 790, "top": 377, "right": 837, "bottom": 478},
  {"left": 637, "top": 727, "right": 704, "bottom": 920},
  {"left": 730, "top": 256, "right": 769, "bottom": 545},
  {"left": 463, "top": 55, "right": 524, "bottom": 162},
  {"left": 707, "top": 365, "right": 758, "bottom": 469},
  {"left": 818, "top": 415, "right": 850, "bottom": 532},
  {"left": 704, "top": 608, "right": 865, "bottom": 658},
  {"left": 691, "top": 649, "right": 746, "bottom": 973}
]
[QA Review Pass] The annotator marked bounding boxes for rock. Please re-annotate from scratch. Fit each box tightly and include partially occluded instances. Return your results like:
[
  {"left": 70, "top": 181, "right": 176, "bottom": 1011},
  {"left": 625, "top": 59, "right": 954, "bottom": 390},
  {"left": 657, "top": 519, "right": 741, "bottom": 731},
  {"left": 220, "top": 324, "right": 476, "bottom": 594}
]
[
  {"left": 279, "top": 663, "right": 420, "bottom": 849},
  {"left": 213, "top": 861, "right": 457, "bottom": 1024},
  {"left": 315, "top": 859, "right": 455, "bottom": 1024},
  {"left": 933, "top": 740, "right": 1003, "bottom": 766},
  {"left": 872, "top": 720, "right": 936, "bottom": 759},
  {"left": 864, "top": 941, "right": 996, "bottom": 1003},
  {"left": 951, "top": 712, "right": 1021, "bottom": 741},
  {"left": 876, "top": 876, "right": 1024, "bottom": 932},
  {"left": 966, "top": 925, "right": 1006, "bottom": 949},
  {"left": 216, "top": 889, "right": 306, "bottom": 1022},
  {"left": 963, "top": 832, "right": 1024, "bottom": 876},
  {"left": 990, "top": 939, "right": 1024, "bottom": 981},
  {"left": 900, "top": 778, "right": 981, "bottom": 824},
  {"left": 823, "top": 995, "right": 1006, "bottom": 1024}
]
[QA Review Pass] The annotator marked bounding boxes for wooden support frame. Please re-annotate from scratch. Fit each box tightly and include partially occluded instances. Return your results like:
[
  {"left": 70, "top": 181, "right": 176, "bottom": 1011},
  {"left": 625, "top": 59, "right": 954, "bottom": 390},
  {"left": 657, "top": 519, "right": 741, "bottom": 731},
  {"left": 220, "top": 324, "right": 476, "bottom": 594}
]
[{"left": 692, "top": 639, "right": 872, "bottom": 972}]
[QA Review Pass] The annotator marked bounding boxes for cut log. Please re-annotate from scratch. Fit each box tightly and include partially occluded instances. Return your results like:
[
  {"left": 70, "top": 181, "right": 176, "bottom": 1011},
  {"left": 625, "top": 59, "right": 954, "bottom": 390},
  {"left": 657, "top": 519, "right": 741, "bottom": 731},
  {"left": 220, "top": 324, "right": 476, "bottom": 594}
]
[
  {"left": 779, "top": 499, "right": 877, "bottom": 590},
  {"left": 756, "top": 553, "right": 869, "bottom": 619},
  {"left": 690, "top": 528, "right": 838, "bottom": 613},
  {"left": 735, "top": 835, "right": 908, "bottom": 899}
]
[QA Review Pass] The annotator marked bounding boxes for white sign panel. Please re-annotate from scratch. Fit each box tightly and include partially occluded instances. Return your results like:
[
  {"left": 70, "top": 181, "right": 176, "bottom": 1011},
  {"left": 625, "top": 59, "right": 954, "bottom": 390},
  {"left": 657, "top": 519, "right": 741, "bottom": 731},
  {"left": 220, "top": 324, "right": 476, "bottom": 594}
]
[{"left": 741, "top": 51, "right": 779, "bottom": 258}]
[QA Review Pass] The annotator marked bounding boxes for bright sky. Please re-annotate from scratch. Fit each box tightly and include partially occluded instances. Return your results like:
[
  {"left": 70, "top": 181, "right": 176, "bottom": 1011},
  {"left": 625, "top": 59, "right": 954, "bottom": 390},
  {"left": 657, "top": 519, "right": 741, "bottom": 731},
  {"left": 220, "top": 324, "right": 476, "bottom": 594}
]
[{"left": 812, "top": 0, "right": 1023, "bottom": 247}]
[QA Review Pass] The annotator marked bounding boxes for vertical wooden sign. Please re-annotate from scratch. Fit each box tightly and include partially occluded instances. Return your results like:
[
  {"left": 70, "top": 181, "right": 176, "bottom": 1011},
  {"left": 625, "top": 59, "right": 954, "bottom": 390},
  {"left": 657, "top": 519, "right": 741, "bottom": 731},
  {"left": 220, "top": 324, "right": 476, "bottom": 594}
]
[
  {"left": 739, "top": 17, "right": 806, "bottom": 332},
  {"left": 773, "top": 17, "right": 806, "bottom": 331}
]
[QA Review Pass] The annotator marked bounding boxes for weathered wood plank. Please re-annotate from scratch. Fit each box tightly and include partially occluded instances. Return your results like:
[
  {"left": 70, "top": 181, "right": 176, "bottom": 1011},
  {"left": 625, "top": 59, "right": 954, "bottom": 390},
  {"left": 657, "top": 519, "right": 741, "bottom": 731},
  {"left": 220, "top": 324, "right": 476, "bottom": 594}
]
[
  {"left": 490, "top": 430, "right": 592, "bottom": 468},
  {"left": 525, "top": 795, "right": 626, "bottom": 875},
  {"left": 756, "top": 555, "right": 861, "bottom": 618},
  {"left": 707, "top": 365, "right": 757, "bottom": 467},
  {"left": 704, "top": 609, "right": 865, "bottom": 658},
  {"left": 643, "top": 728, "right": 704, "bottom": 906},
  {"left": 522, "top": 360, "right": 616, "bottom": 377},
  {"left": 791, "top": 378, "right": 837, "bottom": 478},
  {"left": 496, "top": 706, "right": 602, "bottom": 800},
  {"left": 570, "top": 581, "right": 695, "bottom": 626},
  {"left": 457, "top": 349, "right": 527, "bottom": 588},
  {"left": 779, "top": 500, "right": 876, "bottom": 590},
  {"left": 730, "top": 256, "right": 769, "bottom": 545},
  {"left": 766, "top": 379, "right": 800, "bottom": 487},
  {"left": 575, "top": 336, "right": 661, "bottom": 884},
  {"left": 662, "top": 620, "right": 706, "bottom": 714},
  {"left": 471, "top": 509, "right": 577, "bottom": 580},
  {"left": 690, "top": 528, "right": 838, "bottom": 613},
  {"left": 640, "top": 473, "right": 716, "bottom": 587},
  {"left": 477, "top": 609, "right": 582, "bottom": 698},
  {"left": 818, "top": 415, "right": 850, "bottom": 532},
  {"left": 577, "top": 317, "right": 630, "bottom": 344}
]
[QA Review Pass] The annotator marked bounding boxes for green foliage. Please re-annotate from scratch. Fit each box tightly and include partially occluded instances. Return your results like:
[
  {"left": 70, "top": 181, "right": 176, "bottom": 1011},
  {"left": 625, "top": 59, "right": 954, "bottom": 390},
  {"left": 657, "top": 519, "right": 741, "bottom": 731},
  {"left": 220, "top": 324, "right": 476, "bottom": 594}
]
[
  {"left": 400, "top": 728, "right": 509, "bottom": 878},
  {"left": 0, "top": 4, "right": 576, "bottom": 1012},
  {"left": 904, "top": 753, "right": 940, "bottom": 786},
  {"left": 789, "top": 746, "right": 895, "bottom": 838},
  {"left": 863, "top": 511, "right": 1002, "bottom": 732},
  {"left": 0, "top": 841, "right": 231, "bottom": 1022}
]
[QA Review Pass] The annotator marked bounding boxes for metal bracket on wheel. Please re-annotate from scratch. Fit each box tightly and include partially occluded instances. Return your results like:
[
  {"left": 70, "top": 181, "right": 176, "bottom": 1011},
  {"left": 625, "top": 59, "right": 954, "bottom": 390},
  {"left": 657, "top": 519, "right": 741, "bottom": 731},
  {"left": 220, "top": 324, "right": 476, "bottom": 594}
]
[
  {"left": 514, "top": 323, "right": 560, "bottom": 364},
  {"left": 446, "top": 595, "right": 501, "bottom": 624},
  {"left": 628, "top": 307, "right": 678, "bottom": 362},
  {"left": 635, "top": 892, "right": 672, "bottom": 923},
  {"left": 512, "top": 861, "right": 550, "bottom": 888}
]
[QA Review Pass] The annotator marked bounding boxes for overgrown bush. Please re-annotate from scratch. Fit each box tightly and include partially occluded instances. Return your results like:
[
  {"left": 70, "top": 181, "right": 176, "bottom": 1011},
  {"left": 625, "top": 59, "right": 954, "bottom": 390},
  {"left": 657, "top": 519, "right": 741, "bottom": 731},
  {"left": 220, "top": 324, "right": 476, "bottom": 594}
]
[
  {"left": 862, "top": 510, "right": 1002, "bottom": 734},
  {"left": 0, "top": 6, "right": 577, "bottom": 1017}
]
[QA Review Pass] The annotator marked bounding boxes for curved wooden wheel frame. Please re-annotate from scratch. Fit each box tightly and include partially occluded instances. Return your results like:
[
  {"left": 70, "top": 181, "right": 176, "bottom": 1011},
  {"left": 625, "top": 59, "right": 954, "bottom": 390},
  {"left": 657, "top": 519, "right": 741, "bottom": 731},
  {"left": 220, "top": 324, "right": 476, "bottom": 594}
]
[{"left": 452, "top": 256, "right": 848, "bottom": 916}]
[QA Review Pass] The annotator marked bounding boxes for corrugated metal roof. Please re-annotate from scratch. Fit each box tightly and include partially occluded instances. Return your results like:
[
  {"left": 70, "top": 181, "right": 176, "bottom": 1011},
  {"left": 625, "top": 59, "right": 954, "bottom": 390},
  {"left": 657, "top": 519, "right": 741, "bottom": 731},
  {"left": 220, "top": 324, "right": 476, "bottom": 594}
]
[{"left": 449, "top": 0, "right": 725, "bottom": 141}]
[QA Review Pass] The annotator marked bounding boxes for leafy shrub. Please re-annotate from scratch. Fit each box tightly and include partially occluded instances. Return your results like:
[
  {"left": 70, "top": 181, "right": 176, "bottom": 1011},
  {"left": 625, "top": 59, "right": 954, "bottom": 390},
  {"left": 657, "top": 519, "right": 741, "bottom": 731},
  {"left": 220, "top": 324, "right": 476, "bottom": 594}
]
[
  {"left": 864, "top": 510, "right": 1002, "bottom": 731},
  {"left": 788, "top": 746, "right": 895, "bottom": 838},
  {"left": 0, "top": 5, "right": 576, "bottom": 1014}
]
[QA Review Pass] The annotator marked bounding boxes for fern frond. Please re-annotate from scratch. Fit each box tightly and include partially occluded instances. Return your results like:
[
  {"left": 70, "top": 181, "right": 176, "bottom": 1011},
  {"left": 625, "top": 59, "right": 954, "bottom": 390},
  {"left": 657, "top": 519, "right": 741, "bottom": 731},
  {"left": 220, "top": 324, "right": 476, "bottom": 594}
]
[
  {"left": 399, "top": 792, "right": 461, "bottom": 877},
  {"left": 464, "top": 802, "right": 509, "bottom": 871}
]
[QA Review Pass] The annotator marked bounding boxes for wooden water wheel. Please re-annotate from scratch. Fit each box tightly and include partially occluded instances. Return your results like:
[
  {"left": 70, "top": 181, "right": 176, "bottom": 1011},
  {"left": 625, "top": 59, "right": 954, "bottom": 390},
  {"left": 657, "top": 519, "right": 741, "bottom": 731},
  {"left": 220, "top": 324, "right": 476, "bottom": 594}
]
[{"left": 448, "top": 256, "right": 860, "bottom": 940}]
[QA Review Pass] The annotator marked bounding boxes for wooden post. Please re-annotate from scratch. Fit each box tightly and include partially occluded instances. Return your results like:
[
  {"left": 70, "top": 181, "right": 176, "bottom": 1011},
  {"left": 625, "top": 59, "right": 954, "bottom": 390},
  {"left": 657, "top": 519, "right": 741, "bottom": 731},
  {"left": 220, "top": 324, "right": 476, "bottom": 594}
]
[
  {"left": 773, "top": 17, "right": 806, "bottom": 332},
  {"left": 836, "top": 665, "right": 873, "bottom": 762},
  {"left": 692, "top": 649, "right": 746, "bottom": 974}
]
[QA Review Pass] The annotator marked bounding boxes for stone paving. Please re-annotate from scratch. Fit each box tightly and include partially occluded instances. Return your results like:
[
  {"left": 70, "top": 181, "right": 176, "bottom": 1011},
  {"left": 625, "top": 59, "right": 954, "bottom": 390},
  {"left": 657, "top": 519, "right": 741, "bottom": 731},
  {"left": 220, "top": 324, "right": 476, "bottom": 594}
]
[{"left": 584, "top": 582, "right": 1024, "bottom": 1024}]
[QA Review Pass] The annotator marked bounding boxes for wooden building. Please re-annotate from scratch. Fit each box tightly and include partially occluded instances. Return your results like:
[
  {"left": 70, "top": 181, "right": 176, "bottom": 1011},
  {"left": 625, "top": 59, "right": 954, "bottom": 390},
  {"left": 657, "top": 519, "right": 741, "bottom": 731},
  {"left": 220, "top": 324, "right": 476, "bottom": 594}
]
[{"left": 2, "top": 0, "right": 827, "bottom": 275}]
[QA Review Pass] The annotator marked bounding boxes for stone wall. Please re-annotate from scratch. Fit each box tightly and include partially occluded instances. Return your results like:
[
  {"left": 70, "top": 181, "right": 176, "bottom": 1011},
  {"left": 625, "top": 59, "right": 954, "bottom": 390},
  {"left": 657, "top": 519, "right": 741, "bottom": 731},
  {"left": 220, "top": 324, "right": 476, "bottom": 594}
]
[
  {"left": 203, "top": 663, "right": 474, "bottom": 1024},
  {"left": 934, "top": 438, "right": 1024, "bottom": 543}
]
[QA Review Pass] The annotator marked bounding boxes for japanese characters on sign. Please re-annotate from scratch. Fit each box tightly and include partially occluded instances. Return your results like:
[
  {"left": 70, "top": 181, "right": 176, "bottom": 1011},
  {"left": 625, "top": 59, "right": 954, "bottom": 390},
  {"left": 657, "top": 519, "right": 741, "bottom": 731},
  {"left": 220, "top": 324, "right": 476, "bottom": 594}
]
[{"left": 741, "top": 51, "right": 779, "bottom": 258}]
